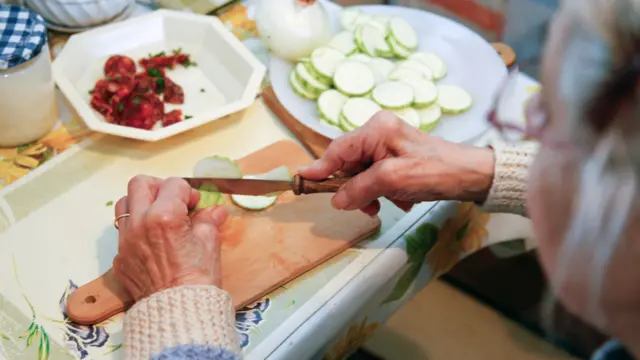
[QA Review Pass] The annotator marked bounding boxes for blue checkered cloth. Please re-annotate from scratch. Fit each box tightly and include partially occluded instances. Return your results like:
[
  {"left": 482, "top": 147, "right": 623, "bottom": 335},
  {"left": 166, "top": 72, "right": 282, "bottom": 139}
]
[{"left": 0, "top": 5, "right": 46, "bottom": 70}]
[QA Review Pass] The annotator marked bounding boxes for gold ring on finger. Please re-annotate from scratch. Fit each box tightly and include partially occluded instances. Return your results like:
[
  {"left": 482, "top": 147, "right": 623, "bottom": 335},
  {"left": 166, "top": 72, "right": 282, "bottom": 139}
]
[{"left": 114, "top": 213, "right": 130, "bottom": 230}]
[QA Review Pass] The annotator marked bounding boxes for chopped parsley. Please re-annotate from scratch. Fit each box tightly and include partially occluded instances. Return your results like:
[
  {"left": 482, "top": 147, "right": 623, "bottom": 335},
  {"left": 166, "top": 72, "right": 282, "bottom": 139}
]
[
  {"left": 118, "top": 103, "right": 124, "bottom": 112},
  {"left": 200, "top": 88, "right": 205, "bottom": 93},
  {"left": 151, "top": 51, "right": 166, "bottom": 58},
  {"left": 172, "top": 48, "right": 182, "bottom": 55},
  {"left": 155, "top": 78, "right": 166, "bottom": 93},
  {"left": 115, "top": 74, "right": 121, "bottom": 81},
  {"left": 105, "top": 201, "right": 113, "bottom": 206},
  {"left": 147, "top": 68, "right": 162, "bottom": 77},
  {"left": 132, "top": 96, "right": 141, "bottom": 105},
  {"left": 183, "top": 59, "right": 197, "bottom": 68},
  {"left": 185, "top": 115, "right": 193, "bottom": 120},
  {"left": 88, "top": 89, "right": 94, "bottom": 95}
]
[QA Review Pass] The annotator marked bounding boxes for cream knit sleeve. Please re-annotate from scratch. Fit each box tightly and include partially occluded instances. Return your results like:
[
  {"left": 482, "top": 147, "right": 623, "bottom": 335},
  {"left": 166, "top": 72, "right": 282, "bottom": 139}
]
[
  {"left": 123, "top": 285, "right": 241, "bottom": 360},
  {"left": 479, "top": 141, "right": 540, "bottom": 217}
]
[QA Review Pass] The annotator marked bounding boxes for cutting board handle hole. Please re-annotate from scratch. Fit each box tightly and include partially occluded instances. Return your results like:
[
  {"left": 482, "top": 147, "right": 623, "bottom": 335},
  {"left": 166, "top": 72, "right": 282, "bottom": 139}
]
[{"left": 85, "top": 295, "right": 97, "bottom": 304}]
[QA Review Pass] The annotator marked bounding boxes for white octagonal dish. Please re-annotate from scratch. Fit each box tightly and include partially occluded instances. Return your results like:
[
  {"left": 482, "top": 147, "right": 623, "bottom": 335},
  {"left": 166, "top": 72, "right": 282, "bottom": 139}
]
[{"left": 53, "top": 9, "right": 266, "bottom": 141}]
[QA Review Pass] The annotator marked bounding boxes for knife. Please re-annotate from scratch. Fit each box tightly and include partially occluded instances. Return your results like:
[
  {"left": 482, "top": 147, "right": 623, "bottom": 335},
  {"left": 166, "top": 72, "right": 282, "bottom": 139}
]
[{"left": 183, "top": 174, "right": 348, "bottom": 196}]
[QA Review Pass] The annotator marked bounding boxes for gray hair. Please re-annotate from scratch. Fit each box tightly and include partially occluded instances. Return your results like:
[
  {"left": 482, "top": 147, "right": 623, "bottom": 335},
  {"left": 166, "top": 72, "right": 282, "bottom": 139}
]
[{"left": 547, "top": 0, "right": 640, "bottom": 334}]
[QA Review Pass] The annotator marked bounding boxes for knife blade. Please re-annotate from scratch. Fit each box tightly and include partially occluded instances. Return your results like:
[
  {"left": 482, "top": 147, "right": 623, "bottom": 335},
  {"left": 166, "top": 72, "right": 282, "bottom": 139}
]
[{"left": 183, "top": 174, "right": 348, "bottom": 196}]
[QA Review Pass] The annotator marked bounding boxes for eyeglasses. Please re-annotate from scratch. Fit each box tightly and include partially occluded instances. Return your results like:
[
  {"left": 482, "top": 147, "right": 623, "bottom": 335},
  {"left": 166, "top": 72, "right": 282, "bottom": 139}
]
[{"left": 486, "top": 65, "right": 570, "bottom": 148}]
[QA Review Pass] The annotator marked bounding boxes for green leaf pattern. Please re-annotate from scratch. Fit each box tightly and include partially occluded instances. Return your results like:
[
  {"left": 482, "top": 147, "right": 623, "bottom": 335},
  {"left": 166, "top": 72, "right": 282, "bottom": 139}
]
[{"left": 382, "top": 223, "right": 438, "bottom": 304}]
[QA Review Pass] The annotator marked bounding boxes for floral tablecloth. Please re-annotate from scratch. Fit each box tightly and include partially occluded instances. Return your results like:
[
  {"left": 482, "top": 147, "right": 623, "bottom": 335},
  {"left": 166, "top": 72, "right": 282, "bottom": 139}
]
[{"left": 0, "top": 2, "right": 540, "bottom": 360}]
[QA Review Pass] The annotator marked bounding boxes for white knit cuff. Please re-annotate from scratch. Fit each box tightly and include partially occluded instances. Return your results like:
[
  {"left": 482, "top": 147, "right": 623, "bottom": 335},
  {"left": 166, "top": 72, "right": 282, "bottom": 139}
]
[
  {"left": 480, "top": 141, "right": 539, "bottom": 216},
  {"left": 123, "top": 285, "right": 240, "bottom": 360}
]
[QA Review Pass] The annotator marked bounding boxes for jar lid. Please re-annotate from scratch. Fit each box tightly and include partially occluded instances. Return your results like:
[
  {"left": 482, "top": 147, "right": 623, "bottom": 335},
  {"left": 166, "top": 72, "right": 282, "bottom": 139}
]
[{"left": 0, "top": 5, "right": 47, "bottom": 70}]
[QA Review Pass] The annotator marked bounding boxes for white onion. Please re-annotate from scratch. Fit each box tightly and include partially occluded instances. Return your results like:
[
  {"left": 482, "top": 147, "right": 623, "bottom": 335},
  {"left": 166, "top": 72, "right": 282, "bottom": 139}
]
[{"left": 255, "top": 0, "right": 332, "bottom": 62}]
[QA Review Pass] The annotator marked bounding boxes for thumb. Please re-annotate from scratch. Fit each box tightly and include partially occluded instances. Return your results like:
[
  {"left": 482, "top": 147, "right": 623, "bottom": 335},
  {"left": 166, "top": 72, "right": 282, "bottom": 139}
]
[{"left": 190, "top": 206, "right": 229, "bottom": 239}]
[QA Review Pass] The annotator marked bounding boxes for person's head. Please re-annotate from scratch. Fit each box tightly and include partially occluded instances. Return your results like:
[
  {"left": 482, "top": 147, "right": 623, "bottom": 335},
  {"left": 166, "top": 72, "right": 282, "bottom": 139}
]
[{"left": 527, "top": 0, "right": 640, "bottom": 351}]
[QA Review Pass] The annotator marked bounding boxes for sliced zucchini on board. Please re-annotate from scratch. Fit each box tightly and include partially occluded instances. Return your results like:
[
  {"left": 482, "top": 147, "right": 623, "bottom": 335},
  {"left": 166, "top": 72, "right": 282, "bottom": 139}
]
[
  {"left": 341, "top": 97, "right": 382, "bottom": 128},
  {"left": 393, "top": 107, "right": 420, "bottom": 128},
  {"left": 400, "top": 77, "right": 437, "bottom": 108},
  {"left": 369, "top": 58, "right": 395, "bottom": 82},
  {"left": 396, "top": 60, "right": 434, "bottom": 80},
  {"left": 387, "top": 67, "right": 423, "bottom": 82},
  {"left": 371, "top": 82, "right": 414, "bottom": 110},
  {"left": 436, "top": 85, "right": 473, "bottom": 114},
  {"left": 230, "top": 168, "right": 293, "bottom": 210},
  {"left": 387, "top": 35, "right": 413, "bottom": 59},
  {"left": 255, "top": 165, "right": 291, "bottom": 181},
  {"left": 231, "top": 193, "right": 277, "bottom": 210},
  {"left": 193, "top": 156, "right": 242, "bottom": 179},
  {"left": 348, "top": 53, "right": 372, "bottom": 63},
  {"left": 196, "top": 190, "right": 223, "bottom": 209},
  {"left": 290, "top": 70, "right": 320, "bottom": 100},
  {"left": 317, "top": 89, "right": 349, "bottom": 126},
  {"left": 295, "top": 63, "right": 329, "bottom": 93},
  {"left": 328, "top": 31, "right": 358, "bottom": 55},
  {"left": 340, "top": 8, "right": 362, "bottom": 31},
  {"left": 192, "top": 156, "right": 242, "bottom": 209},
  {"left": 417, "top": 103, "right": 442, "bottom": 132},
  {"left": 409, "top": 52, "right": 448, "bottom": 80},
  {"left": 388, "top": 17, "right": 418, "bottom": 50},
  {"left": 310, "top": 47, "right": 346, "bottom": 79},
  {"left": 333, "top": 61, "right": 376, "bottom": 97}
]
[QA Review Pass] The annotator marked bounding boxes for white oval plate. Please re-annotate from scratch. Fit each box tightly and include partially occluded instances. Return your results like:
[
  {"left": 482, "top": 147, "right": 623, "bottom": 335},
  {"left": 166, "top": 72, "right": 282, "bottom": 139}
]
[{"left": 269, "top": 2, "right": 507, "bottom": 143}]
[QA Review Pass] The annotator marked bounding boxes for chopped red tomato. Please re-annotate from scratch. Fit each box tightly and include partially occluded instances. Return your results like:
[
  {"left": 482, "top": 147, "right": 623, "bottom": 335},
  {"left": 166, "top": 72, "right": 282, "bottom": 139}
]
[
  {"left": 90, "top": 52, "right": 192, "bottom": 130},
  {"left": 162, "top": 109, "right": 183, "bottom": 127},
  {"left": 104, "top": 55, "right": 136, "bottom": 77},
  {"left": 163, "top": 77, "right": 184, "bottom": 105}
]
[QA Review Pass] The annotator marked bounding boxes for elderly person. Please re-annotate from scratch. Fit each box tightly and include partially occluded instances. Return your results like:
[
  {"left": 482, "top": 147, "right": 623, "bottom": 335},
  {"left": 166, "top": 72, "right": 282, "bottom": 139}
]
[{"left": 114, "top": 0, "right": 639, "bottom": 359}]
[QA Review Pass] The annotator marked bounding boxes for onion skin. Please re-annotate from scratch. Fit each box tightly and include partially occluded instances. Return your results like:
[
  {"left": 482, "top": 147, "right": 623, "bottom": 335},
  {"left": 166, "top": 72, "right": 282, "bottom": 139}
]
[{"left": 255, "top": 0, "right": 332, "bottom": 62}]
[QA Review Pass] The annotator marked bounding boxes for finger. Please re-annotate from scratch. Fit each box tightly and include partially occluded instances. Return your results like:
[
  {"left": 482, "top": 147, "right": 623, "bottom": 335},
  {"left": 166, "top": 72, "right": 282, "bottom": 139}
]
[
  {"left": 191, "top": 206, "right": 229, "bottom": 228},
  {"left": 391, "top": 199, "right": 414, "bottom": 212},
  {"left": 332, "top": 160, "right": 393, "bottom": 211},
  {"left": 191, "top": 206, "right": 229, "bottom": 241},
  {"left": 127, "top": 175, "right": 164, "bottom": 219},
  {"left": 153, "top": 177, "right": 195, "bottom": 217},
  {"left": 114, "top": 196, "right": 129, "bottom": 231},
  {"left": 360, "top": 200, "right": 381, "bottom": 217},
  {"left": 188, "top": 188, "right": 201, "bottom": 210},
  {"left": 298, "top": 129, "right": 371, "bottom": 180}
]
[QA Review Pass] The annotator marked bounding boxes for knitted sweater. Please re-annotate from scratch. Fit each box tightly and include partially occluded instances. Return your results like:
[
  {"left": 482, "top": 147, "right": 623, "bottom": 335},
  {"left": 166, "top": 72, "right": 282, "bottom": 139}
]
[{"left": 122, "top": 142, "right": 631, "bottom": 360}]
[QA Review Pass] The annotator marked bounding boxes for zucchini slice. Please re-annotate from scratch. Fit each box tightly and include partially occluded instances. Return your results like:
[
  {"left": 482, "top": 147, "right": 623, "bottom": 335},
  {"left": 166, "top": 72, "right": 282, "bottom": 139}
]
[
  {"left": 436, "top": 85, "right": 473, "bottom": 114},
  {"left": 341, "top": 97, "right": 382, "bottom": 128},
  {"left": 333, "top": 60, "right": 376, "bottom": 97},
  {"left": 371, "top": 81, "right": 415, "bottom": 109}
]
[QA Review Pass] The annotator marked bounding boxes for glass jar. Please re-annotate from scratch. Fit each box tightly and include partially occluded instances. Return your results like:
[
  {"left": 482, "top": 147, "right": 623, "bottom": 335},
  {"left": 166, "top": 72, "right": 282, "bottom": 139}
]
[{"left": 0, "top": 5, "right": 58, "bottom": 147}]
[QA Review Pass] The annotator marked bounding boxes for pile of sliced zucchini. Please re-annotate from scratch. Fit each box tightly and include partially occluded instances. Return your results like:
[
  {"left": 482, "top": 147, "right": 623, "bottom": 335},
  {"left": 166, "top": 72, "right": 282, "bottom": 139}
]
[{"left": 289, "top": 7, "right": 474, "bottom": 134}]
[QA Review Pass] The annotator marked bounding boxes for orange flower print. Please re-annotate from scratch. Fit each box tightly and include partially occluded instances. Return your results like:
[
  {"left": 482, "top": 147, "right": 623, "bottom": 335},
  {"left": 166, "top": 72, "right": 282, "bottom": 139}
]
[
  {"left": 427, "top": 202, "right": 491, "bottom": 277},
  {"left": 0, "top": 126, "right": 86, "bottom": 189},
  {"left": 323, "top": 317, "right": 379, "bottom": 360}
]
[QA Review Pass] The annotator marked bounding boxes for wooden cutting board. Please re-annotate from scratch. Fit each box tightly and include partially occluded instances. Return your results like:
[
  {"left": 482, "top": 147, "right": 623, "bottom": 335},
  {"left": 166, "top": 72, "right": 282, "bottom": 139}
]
[{"left": 66, "top": 140, "right": 381, "bottom": 325}]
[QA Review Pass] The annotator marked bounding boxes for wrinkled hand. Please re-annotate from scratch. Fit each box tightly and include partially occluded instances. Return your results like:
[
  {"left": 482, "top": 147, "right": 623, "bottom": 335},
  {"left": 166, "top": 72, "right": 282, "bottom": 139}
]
[
  {"left": 113, "top": 176, "right": 228, "bottom": 301},
  {"left": 299, "top": 111, "right": 496, "bottom": 216}
]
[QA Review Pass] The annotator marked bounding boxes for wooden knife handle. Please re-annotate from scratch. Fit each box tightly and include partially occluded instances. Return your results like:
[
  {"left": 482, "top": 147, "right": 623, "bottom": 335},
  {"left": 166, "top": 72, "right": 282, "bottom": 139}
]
[{"left": 292, "top": 174, "right": 348, "bottom": 195}]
